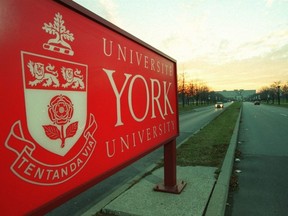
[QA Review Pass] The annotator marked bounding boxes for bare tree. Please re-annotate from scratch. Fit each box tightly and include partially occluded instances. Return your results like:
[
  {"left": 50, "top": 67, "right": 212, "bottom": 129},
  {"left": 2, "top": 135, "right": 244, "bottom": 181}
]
[{"left": 282, "top": 81, "right": 288, "bottom": 103}]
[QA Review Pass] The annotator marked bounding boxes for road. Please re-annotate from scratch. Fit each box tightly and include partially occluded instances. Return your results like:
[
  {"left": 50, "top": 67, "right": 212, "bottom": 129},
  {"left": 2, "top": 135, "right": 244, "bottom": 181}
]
[
  {"left": 226, "top": 102, "right": 288, "bottom": 216},
  {"left": 47, "top": 103, "right": 228, "bottom": 216}
]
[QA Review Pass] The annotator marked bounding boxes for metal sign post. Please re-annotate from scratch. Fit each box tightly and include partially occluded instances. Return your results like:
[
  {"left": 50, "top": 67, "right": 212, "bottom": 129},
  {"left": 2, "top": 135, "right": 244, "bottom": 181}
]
[{"left": 154, "top": 139, "right": 186, "bottom": 194}]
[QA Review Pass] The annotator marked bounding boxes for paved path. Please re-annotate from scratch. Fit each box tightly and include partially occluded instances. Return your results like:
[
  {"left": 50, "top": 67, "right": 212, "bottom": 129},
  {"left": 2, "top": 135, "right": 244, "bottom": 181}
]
[{"left": 226, "top": 102, "right": 288, "bottom": 216}]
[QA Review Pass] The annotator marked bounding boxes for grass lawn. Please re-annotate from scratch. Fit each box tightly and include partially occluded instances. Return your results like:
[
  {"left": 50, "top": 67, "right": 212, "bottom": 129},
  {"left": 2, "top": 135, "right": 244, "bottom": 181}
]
[{"left": 177, "top": 102, "right": 242, "bottom": 168}]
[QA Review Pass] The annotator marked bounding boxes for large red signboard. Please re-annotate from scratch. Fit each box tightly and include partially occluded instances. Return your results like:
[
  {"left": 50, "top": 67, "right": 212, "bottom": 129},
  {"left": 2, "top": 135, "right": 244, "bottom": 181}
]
[{"left": 0, "top": 0, "right": 178, "bottom": 214}]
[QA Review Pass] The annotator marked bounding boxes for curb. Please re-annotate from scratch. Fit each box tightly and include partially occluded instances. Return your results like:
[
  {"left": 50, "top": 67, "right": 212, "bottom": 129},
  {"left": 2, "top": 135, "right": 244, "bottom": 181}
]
[{"left": 205, "top": 107, "right": 242, "bottom": 216}]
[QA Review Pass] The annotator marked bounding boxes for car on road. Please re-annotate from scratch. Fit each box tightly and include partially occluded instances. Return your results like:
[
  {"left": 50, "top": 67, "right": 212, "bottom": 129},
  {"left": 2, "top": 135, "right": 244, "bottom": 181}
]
[
  {"left": 254, "top": 101, "right": 260, "bottom": 105},
  {"left": 215, "top": 102, "right": 224, "bottom": 108}
]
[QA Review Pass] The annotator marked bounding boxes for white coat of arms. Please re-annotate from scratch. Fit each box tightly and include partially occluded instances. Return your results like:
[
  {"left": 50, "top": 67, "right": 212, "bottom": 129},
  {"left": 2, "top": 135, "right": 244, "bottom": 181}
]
[
  {"left": 5, "top": 13, "right": 97, "bottom": 185},
  {"left": 22, "top": 52, "right": 88, "bottom": 156}
]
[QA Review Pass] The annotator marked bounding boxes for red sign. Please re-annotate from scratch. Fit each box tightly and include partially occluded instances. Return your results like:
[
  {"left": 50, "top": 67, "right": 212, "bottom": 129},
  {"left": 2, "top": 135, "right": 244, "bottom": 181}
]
[{"left": 0, "top": 0, "right": 178, "bottom": 214}]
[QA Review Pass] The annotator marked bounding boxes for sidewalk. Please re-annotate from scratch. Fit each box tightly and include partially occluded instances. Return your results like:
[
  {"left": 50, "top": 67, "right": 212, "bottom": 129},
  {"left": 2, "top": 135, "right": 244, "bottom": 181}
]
[
  {"left": 103, "top": 166, "right": 217, "bottom": 216},
  {"left": 84, "top": 109, "right": 241, "bottom": 216}
]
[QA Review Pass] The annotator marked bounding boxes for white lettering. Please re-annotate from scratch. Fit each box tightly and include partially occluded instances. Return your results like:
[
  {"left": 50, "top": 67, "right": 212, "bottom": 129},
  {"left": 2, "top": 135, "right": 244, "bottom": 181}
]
[
  {"left": 102, "top": 38, "right": 173, "bottom": 75},
  {"left": 52, "top": 170, "right": 60, "bottom": 180},
  {"left": 151, "top": 58, "right": 155, "bottom": 71},
  {"left": 104, "top": 121, "right": 176, "bottom": 158},
  {"left": 46, "top": 169, "right": 53, "bottom": 180},
  {"left": 128, "top": 75, "right": 149, "bottom": 122},
  {"left": 103, "top": 38, "right": 113, "bottom": 56},
  {"left": 138, "top": 130, "right": 144, "bottom": 143},
  {"left": 146, "top": 128, "right": 151, "bottom": 141},
  {"left": 61, "top": 167, "right": 68, "bottom": 177},
  {"left": 70, "top": 163, "right": 76, "bottom": 172},
  {"left": 132, "top": 132, "right": 136, "bottom": 147},
  {"left": 118, "top": 44, "right": 126, "bottom": 61},
  {"left": 24, "top": 163, "right": 35, "bottom": 176},
  {"left": 103, "top": 68, "right": 132, "bottom": 126},
  {"left": 18, "top": 156, "right": 29, "bottom": 169},
  {"left": 153, "top": 126, "right": 158, "bottom": 138},
  {"left": 35, "top": 168, "right": 44, "bottom": 179},
  {"left": 120, "top": 135, "right": 129, "bottom": 152},
  {"left": 144, "top": 56, "right": 148, "bottom": 68},
  {"left": 136, "top": 52, "right": 142, "bottom": 65},
  {"left": 77, "top": 158, "right": 83, "bottom": 167},
  {"left": 106, "top": 139, "right": 116, "bottom": 158},
  {"left": 163, "top": 81, "right": 174, "bottom": 115},
  {"left": 104, "top": 69, "right": 175, "bottom": 126},
  {"left": 150, "top": 78, "right": 165, "bottom": 119}
]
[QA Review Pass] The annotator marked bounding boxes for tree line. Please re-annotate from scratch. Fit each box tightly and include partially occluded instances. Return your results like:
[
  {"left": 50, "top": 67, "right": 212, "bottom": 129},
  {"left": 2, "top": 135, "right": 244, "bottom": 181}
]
[
  {"left": 177, "top": 73, "right": 224, "bottom": 107},
  {"left": 252, "top": 81, "right": 288, "bottom": 104}
]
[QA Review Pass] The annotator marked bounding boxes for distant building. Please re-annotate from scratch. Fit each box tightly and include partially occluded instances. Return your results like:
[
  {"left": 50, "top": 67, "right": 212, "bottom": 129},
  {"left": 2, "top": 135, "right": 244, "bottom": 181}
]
[{"left": 216, "top": 89, "right": 256, "bottom": 101}]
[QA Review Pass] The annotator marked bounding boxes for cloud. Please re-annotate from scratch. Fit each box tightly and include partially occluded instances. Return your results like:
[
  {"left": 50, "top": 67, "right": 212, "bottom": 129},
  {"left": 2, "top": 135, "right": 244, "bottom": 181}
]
[
  {"left": 97, "top": 0, "right": 120, "bottom": 24},
  {"left": 73, "top": 0, "right": 121, "bottom": 25},
  {"left": 234, "top": 28, "right": 288, "bottom": 60},
  {"left": 265, "top": 0, "right": 288, "bottom": 7},
  {"left": 265, "top": 0, "right": 275, "bottom": 7},
  {"left": 180, "top": 34, "right": 288, "bottom": 91},
  {"left": 193, "top": 26, "right": 288, "bottom": 65}
]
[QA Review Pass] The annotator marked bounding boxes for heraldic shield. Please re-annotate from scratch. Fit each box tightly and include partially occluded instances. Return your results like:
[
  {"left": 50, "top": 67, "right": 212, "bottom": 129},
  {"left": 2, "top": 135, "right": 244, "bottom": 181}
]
[{"left": 22, "top": 51, "right": 88, "bottom": 156}]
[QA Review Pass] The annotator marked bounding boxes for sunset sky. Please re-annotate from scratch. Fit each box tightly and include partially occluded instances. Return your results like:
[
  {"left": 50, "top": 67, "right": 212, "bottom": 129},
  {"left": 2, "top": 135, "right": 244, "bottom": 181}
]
[{"left": 73, "top": 0, "right": 288, "bottom": 91}]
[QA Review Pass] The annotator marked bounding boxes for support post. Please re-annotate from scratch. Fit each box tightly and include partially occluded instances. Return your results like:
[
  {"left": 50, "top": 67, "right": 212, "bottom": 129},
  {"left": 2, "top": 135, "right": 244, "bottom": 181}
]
[{"left": 154, "top": 139, "right": 186, "bottom": 194}]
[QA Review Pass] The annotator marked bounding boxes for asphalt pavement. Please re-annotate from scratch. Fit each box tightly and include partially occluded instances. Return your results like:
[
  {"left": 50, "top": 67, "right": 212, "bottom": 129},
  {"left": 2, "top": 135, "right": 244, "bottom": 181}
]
[{"left": 226, "top": 102, "right": 288, "bottom": 216}]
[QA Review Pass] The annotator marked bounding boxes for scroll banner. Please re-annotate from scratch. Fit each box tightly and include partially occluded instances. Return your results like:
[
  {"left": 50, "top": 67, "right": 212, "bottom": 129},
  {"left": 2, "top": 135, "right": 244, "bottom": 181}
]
[{"left": 5, "top": 114, "right": 97, "bottom": 185}]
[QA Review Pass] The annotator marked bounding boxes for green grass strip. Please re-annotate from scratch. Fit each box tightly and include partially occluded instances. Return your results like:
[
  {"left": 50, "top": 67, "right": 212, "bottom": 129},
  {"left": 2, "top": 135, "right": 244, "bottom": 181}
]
[{"left": 177, "top": 102, "right": 242, "bottom": 168}]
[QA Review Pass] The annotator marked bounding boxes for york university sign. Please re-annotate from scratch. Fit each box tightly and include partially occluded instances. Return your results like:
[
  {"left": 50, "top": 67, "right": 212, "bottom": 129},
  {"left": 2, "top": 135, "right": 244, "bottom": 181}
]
[{"left": 0, "top": 0, "right": 178, "bottom": 215}]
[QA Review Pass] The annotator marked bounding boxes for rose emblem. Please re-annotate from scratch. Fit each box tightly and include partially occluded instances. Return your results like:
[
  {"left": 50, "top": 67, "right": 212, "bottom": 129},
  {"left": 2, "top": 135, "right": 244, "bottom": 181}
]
[
  {"left": 43, "top": 95, "right": 78, "bottom": 148},
  {"left": 48, "top": 95, "right": 74, "bottom": 125}
]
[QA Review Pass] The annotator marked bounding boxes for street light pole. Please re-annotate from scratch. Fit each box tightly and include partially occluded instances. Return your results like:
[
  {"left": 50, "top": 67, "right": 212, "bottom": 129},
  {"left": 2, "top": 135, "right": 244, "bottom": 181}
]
[
  {"left": 277, "top": 85, "right": 280, "bottom": 105},
  {"left": 182, "top": 73, "right": 185, "bottom": 108}
]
